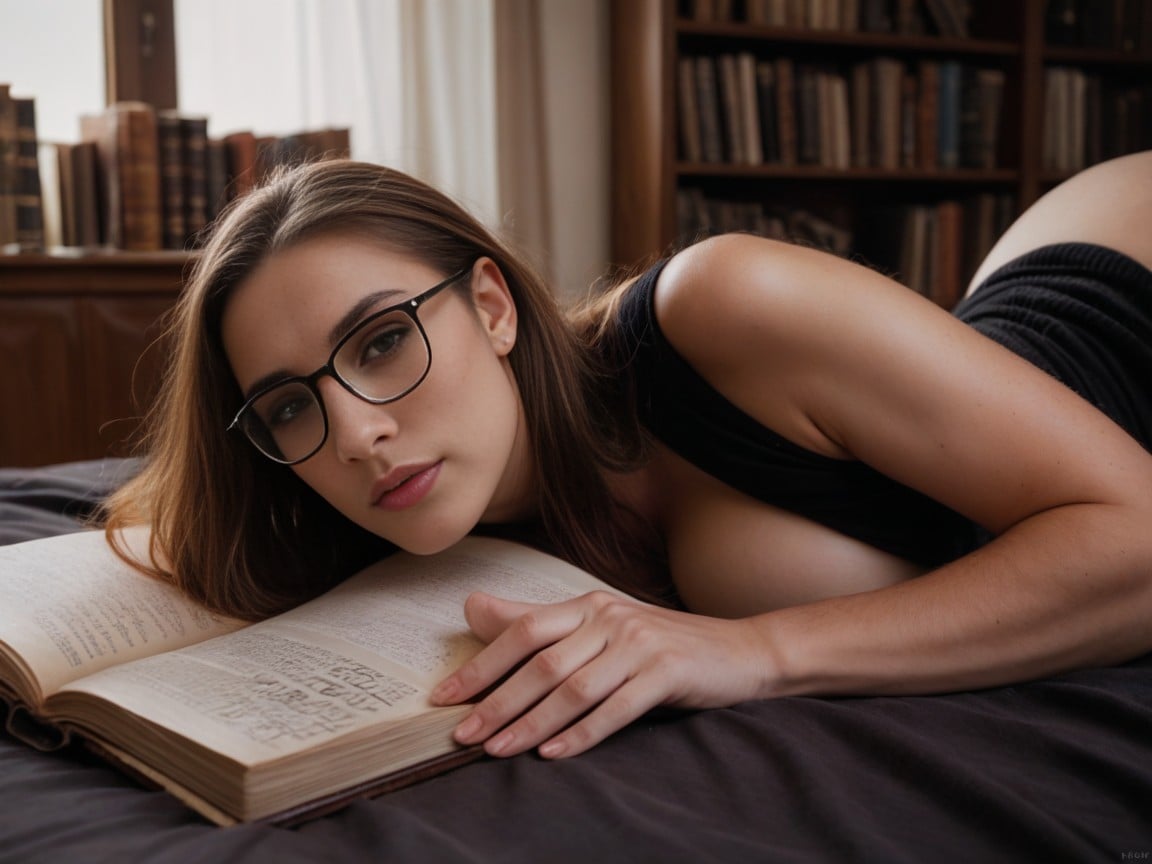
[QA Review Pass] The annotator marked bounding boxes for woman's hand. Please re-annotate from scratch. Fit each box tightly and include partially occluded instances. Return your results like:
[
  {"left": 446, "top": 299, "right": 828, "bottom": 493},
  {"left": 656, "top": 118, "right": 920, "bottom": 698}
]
[{"left": 429, "top": 590, "right": 771, "bottom": 759}]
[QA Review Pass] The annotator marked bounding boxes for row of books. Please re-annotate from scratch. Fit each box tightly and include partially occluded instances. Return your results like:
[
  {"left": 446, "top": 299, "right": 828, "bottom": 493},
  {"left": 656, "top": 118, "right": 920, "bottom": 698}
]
[
  {"left": 679, "top": 53, "right": 1005, "bottom": 171},
  {"left": 868, "top": 195, "right": 1016, "bottom": 308},
  {"left": 677, "top": 187, "right": 1016, "bottom": 308},
  {"left": 1, "top": 89, "right": 351, "bottom": 253},
  {"left": 1045, "top": 0, "right": 1152, "bottom": 53},
  {"left": 683, "top": 0, "right": 972, "bottom": 37},
  {"left": 1042, "top": 68, "right": 1152, "bottom": 176}
]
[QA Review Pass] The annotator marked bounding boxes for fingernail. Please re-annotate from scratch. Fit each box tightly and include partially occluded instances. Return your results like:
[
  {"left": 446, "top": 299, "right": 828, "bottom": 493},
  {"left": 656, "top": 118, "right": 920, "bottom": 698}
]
[
  {"left": 486, "top": 730, "right": 513, "bottom": 756},
  {"left": 539, "top": 739, "right": 567, "bottom": 759},
  {"left": 430, "top": 679, "right": 458, "bottom": 704},
  {"left": 455, "top": 713, "right": 482, "bottom": 743}
]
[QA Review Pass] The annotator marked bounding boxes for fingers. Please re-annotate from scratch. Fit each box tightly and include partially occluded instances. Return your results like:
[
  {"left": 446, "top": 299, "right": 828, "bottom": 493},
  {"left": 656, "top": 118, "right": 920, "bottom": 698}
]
[
  {"left": 462, "top": 592, "right": 534, "bottom": 643},
  {"left": 476, "top": 657, "right": 663, "bottom": 760},
  {"left": 430, "top": 592, "right": 592, "bottom": 706},
  {"left": 433, "top": 591, "right": 726, "bottom": 761},
  {"left": 453, "top": 620, "right": 614, "bottom": 754}
]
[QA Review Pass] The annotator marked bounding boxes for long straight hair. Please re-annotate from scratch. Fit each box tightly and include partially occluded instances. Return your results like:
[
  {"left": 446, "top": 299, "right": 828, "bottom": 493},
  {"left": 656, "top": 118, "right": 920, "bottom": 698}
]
[{"left": 102, "top": 160, "right": 663, "bottom": 620}]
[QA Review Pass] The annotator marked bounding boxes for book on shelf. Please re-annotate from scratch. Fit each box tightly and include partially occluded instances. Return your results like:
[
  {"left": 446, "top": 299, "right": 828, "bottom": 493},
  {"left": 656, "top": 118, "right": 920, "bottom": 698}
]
[
  {"left": 0, "top": 529, "right": 621, "bottom": 826},
  {"left": 223, "top": 130, "right": 260, "bottom": 198},
  {"left": 156, "top": 110, "right": 187, "bottom": 249},
  {"left": 55, "top": 141, "right": 101, "bottom": 248},
  {"left": 12, "top": 95, "right": 43, "bottom": 250},
  {"left": 717, "top": 53, "right": 747, "bottom": 163},
  {"left": 737, "top": 52, "right": 764, "bottom": 165},
  {"left": 855, "top": 193, "right": 1015, "bottom": 306},
  {"left": 66, "top": 102, "right": 352, "bottom": 251},
  {"left": 179, "top": 115, "right": 210, "bottom": 244},
  {"left": 678, "top": 57, "right": 703, "bottom": 162},
  {"left": 1047, "top": 0, "right": 1151, "bottom": 51},
  {"left": 674, "top": 46, "right": 1006, "bottom": 173},
  {"left": 689, "top": 0, "right": 972, "bottom": 33},
  {"left": 774, "top": 56, "right": 798, "bottom": 165},
  {"left": 922, "top": 0, "right": 969, "bottom": 37},
  {"left": 80, "top": 101, "right": 164, "bottom": 251},
  {"left": 756, "top": 60, "right": 780, "bottom": 163},
  {"left": 206, "top": 138, "right": 230, "bottom": 221},
  {"left": 36, "top": 142, "right": 62, "bottom": 248},
  {"left": 675, "top": 187, "right": 853, "bottom": 256},
  {"left": 694, "top": 56, "right": 725, "bottom": 163},
  {"left": 795, "top": 64, "right": 820, "bottom": 165},
  {"left": 0, "top": 85, "right": 18, "bottom": 247},
  {"left": 1043, "top": 68, "right": 1152, "bottom": 175}
]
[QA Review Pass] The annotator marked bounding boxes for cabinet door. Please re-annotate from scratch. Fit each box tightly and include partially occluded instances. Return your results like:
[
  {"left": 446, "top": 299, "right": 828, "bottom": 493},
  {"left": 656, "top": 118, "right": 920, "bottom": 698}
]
[
  {"left": 80, "top": 297, "right": 177, "bottom": 458},
  {"left": 0, "top": 298, "right": 84, "bottom": 467}
]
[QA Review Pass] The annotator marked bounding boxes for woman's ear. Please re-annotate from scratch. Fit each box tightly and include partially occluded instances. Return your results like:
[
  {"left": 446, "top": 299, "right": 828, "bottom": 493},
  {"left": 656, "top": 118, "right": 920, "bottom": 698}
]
[{"left": 470, "top": 258, "right": 518, "bottom": 356}]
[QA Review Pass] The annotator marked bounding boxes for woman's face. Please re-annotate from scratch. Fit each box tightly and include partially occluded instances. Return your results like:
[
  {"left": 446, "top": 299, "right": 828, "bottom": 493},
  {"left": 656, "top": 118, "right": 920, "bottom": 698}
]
[{"left": 221, "top": 233, "right": 536, "bottom": 554}]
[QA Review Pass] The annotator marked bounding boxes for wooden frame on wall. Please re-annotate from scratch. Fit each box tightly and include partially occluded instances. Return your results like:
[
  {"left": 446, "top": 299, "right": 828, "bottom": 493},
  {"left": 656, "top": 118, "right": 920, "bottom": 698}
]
[{"left": 102, "top": 0, "right": 178, "bottom": 109}]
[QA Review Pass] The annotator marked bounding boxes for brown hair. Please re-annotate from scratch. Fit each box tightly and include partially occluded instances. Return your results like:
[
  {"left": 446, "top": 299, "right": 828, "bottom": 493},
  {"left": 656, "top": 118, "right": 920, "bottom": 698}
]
[{"left": 102, "top": 159, "right": 664, "bottom": 620}]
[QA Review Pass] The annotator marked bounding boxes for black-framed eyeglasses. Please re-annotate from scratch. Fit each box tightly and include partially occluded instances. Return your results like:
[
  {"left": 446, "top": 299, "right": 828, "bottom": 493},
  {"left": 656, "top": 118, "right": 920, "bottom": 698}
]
[{"left": 227, "top": 266, "right": 472, "bottom": 465}]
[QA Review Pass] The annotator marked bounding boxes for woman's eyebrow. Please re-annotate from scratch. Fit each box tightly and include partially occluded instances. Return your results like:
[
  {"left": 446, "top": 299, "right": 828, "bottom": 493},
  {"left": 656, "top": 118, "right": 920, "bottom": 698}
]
[
  {"left": 326, "top": 289, "right": 404, "bottom": 348},
  {"left": 240, "top": 289, "right": 408, "bottom": 402}
]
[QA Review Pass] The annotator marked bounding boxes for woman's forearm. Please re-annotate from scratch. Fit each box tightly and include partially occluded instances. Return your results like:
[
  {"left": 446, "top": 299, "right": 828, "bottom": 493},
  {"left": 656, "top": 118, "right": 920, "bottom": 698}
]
[{"left": 757, "top": 502, "right": 1152, "bottom": 697}]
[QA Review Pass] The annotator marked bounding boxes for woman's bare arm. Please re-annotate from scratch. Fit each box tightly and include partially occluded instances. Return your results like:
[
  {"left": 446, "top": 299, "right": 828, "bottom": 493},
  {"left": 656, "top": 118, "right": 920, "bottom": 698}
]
[
  {"left": 432, "top": 170, "right": 1152, "bottom": 758},
  {"left": 656, "top": 231, "right": 1152, "bottom": 693}
]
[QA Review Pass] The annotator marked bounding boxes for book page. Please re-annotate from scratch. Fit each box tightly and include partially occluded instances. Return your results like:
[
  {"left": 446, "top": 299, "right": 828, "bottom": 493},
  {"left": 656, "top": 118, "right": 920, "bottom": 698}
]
[
  {"left": 274, "top": 536, "right": 621, "bottom": 683},
  {"left": 0, "top": 528, "right": 244, "bottom": 704},
  {"left": 49, "top": 537, "right": 616, "bottom": 764}
]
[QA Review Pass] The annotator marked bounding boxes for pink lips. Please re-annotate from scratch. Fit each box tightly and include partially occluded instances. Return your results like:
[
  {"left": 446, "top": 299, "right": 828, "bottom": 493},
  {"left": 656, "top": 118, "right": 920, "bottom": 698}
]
[{"left": 371, "top": 462, "right": 443, "bottom": 511}]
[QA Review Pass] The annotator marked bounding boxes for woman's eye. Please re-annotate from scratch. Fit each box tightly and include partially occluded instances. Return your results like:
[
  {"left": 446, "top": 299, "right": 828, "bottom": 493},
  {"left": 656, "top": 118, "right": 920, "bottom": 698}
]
[
  {"left": 264, "top": 394, "right": 314, "bottom": 429},
  {"left": 359, "top": 323, "right": 411, "bottom": 363}
]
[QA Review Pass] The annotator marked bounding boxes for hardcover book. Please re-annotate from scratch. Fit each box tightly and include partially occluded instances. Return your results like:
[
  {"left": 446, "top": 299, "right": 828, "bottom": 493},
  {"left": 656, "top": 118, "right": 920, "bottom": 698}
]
[{"left": 0, "top": 530, "right": 618, "bottom": 825}]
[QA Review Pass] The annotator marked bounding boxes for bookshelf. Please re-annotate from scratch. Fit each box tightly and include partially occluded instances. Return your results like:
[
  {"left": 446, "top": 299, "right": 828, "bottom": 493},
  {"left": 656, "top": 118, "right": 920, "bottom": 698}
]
[
  {"left": 0, "top": 251, "right": 191, "bottom": 467},
  {"left": 609, "top": 0, "right": 1152, "bottom": 304},
  {"left": 0, "top": 87, "right": 350, "bottom": 467}
]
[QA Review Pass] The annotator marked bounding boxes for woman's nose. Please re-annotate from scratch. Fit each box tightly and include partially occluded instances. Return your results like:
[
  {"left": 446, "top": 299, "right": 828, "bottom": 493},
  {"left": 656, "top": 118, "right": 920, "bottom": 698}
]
[{"left": 317, "top": 376, "right": 399, "bottom": 461}]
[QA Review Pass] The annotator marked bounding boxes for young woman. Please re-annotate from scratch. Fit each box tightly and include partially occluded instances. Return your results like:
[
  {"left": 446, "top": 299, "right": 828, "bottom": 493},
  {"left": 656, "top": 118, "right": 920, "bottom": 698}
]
[{"left": 103, "top": 151, "right": 1152, "bottom": 763}]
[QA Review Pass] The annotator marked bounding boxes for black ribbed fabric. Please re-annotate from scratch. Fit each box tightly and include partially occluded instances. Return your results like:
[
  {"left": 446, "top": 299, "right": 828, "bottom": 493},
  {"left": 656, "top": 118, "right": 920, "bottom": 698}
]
[
  {"left": 615, "top": 242, "right": 1152, "bottom": 567},
  {"left": 953, "top": 242, "right": 1152, "bottom": 447}
]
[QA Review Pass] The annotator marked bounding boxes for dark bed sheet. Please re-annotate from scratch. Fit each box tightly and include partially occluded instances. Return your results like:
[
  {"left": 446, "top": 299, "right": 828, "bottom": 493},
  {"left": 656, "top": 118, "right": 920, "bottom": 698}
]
[{"left": 1, "top": 459, "right": 1150, "bottom": 864}]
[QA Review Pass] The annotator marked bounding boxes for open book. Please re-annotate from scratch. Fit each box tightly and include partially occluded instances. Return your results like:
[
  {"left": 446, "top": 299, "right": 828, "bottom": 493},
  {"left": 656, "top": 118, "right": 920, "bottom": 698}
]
[{"left": 0, "top": 529, "right": 617, "bottom": 825}]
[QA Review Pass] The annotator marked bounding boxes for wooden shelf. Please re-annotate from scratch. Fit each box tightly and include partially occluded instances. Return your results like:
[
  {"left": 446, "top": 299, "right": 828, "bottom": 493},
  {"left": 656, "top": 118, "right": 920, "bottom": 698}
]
[
  {"left": 610, "top": 0, "right": 1152, "bottom": 291},
  {"left": 677, "top": 22, "right": 1021, "bottom": 57},
  {"left": 676, "top": 164, "right": 1019, "bottom": 183},
  {"left": 0, "top": 251, "right": 193, "bottom": 467},
  {"left": 0, "top": 249, "right": 196, "bottom": 294}
]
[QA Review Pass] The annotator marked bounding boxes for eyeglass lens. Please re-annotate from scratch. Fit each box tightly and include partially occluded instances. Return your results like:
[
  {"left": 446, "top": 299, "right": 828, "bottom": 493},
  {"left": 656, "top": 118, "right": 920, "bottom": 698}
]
[{"left": 241, "top": 308, "right": 431, "bottom": 463}]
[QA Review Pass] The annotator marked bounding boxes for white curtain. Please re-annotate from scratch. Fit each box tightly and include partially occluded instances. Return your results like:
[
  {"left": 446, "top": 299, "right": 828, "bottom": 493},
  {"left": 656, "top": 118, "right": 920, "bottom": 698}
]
[
  {"left": 176, "top": 0, "right": 499, "bottom": 223},
  {"left": 176, "top": 0, "right": 608, "bottom": 296}
]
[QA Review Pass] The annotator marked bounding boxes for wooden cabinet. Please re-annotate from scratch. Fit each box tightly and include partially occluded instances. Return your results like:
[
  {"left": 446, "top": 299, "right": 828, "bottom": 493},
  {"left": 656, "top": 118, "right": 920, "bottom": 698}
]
[
  {"left": 609, "top": 0, "right": 1152, "bottom": 302},
  {"left": 0, "top": 252, "right": 192, "bottom": 467}
]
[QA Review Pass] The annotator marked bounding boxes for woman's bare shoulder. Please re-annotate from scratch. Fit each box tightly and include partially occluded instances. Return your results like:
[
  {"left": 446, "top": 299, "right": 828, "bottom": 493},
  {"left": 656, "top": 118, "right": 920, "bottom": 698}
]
[
  {"left": 648, "top": 233, "right": 929, "bottom": 456},
  {"left": 651, "top": 232, "right": 920, "bottom": 364},
  {"left": 653, "top": 234, "right": 823, "bottom": 337}
]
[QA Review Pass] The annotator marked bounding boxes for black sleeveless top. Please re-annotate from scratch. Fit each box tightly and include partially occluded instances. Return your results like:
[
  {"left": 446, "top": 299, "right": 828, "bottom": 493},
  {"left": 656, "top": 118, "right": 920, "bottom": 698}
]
[{"left": 615, "top": 242, "right": 1152, "bottom": 568}]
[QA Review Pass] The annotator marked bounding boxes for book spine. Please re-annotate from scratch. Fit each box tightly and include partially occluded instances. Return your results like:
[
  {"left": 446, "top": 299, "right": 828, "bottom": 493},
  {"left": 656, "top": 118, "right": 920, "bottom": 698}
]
[
  {"left": 70, "top": 141, "right": 101, "bottom": 247},
  {"left": 224, "top": 131, "right": 259, "bottom": 198},
  {"left": 677, "top": 56, "right": 703, "bottom": 162},
  {"left": 206, "top": 137, "right": 229, "bottom": 221},
  {"left": 117, "top": 105, "right": 163, "bottom": 251},
  {"left": 13, "top": 96, "right": 43, "bottom": 249},
  {"left": 0, "top": 85, "right": 17, "bottom": 246},
  {"left": 936, "top": 61, "right": 961, "bottom": 170},
  {"left": 37, "top": 141, "right": 63, "bottom": 248},
  {"left": 695, "top": 57, "right": 725, "bottom": 164},
  {"left": 181, "top": 116, "right": 209, "bottom": 244},
  {"left": 156, "top": 111, "right": 187, "bottom": 249},
  {"left": 756, "top": 61, "right": 780, "bottom": 164}
]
